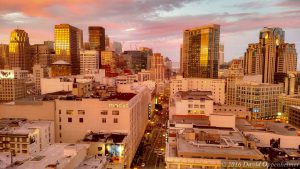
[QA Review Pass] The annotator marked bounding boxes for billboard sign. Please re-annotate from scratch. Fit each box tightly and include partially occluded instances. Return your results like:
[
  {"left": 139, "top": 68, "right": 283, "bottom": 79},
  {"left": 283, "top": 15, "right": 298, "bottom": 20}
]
[{"left": 0, "top": 70, "right": 14, "bottom": 79}]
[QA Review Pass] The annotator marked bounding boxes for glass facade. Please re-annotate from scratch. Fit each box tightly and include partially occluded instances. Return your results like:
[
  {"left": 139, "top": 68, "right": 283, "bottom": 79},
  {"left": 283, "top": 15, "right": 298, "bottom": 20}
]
[
  {"left": 8, "top": 29, "right": 31, "bottom": 71},
  {"left": 182, "top": 24, "right": 220, "bottom": 78},
  {"left": 88, "top": 26, "right": 105, "bottom": 67},
  {"left": 54, "top": 24, "right": 80, "bottom": 75}
]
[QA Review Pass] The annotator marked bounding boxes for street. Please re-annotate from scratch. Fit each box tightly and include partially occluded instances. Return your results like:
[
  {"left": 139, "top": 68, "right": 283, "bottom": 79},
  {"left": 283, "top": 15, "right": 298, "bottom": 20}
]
[{"left": 132, "top": 94, "right": 169, "bottom": 169}]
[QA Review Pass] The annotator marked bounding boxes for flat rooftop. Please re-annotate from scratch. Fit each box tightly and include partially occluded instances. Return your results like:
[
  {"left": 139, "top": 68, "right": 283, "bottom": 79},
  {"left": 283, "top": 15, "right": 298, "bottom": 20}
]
[
  {"left": 0, "top": 118, "right": 52, "bottom": 136},
  {"left": 170, "top": 115, "right": 210, "bottom": 125},
  {"left": 83, "top": 132, "right": 127, "bottom": 143},
  {"left": 76, "top": 156, "right": 107, "bottom": 169},
  {"left": 168, "top": 127, "right": 264, "bottom": 160},
  {"left": 10, "top": 143, "right": 89, "bottom": 169},
  {"left": 236, "top": 119, "right": 300, "bottom": 136},
  {"left": 177, "top": 91, "right": 213, "bottom": 100}
]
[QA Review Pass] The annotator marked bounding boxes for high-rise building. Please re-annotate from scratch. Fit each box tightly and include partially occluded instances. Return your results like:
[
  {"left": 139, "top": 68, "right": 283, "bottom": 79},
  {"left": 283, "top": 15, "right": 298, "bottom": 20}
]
[
  {"left": 0, "top": 44, "right": 9, "bottom": 69},
  {"left": 54, "top": 24, "right": 80, "bottom": 75},
  {"left": 112, "top": 41, "right": 122, "bottom": 54},
  {"left": 105, "top": 35, "right": 110, "bottom": 50},
  {"left": 244, "top": 27, "right": 297, "bottom": 83},
  {"left": 123, "top": 50, "right": 149, "bottom": 73},
  {"left": 88, "top": 26, "right": 105, "bottom": 67},
  {"left": 181, "top": 24, "right": 220, "bottom": 78},
  {"left": 31, "top": 42, "right": 55, "bottom": 67},
  {"left": 0, "top": 70, "right": 26, "bottom": 101},
  {"left": 170, "top": 75, "right": 225, "bottom": 104},
  {"left": 139, "top": 47, "right": 153, "bottom": 70},
  {"left": 236, "top": 82, "right": 283, "bottom": 119},
  {"left": 150, "top": 53, "right": 165, "bottom": 83},
  {"left": 33, "top": 64, "right": 45, "bottom": 95},
  {"left": 80, "top": 50, "right": 99, "bottom": 74},
  {"left": 219, "top": 43, "right": 224, "bottom": 66},
  {"left": 77, "top": 28, "right": 83, "bottom": 50},
  {"left": 101, "top": 51, "right": 117, "bottom": 72},
  {"left": 8, "top": 29, "right": 31, "bottom": 71}
]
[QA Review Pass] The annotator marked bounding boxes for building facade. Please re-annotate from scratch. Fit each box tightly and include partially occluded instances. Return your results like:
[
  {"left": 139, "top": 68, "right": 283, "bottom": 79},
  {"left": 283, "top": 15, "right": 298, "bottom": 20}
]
[
  {"left": 31, "top": 42, "right": 55, "bottom": 67},
  {"left": 80, "top": 50, "right": 99, "bottom": 74},
  {"left": 0, "top": 118, "right": 54, "bottom": 155},
  {"left": 181, "top": 24, "right": 220, "bottom": 78},
  {"left": 8, "top": 29, "right": 31, "bottom": 71},
  {"left": 170, "top": 75, "right": 225, "bottom": 104},
  {"left": 54, "top": 24, "right": 80, "bottom": 75},
  {"left": 150, "top": 53, "right": 165, "bottom": 83},
  {"left": 236, "top": 83, "right": 283, "bottom": 119},
  {"left": 278, "top": 95, "right": 300, "bottom": 122},
  {"left": 0, "top": 44, "right": 9, "bottom": 69},
  {"left": 244, "top": 27, "right": 297, "bottom": 83},
  {"left": 89, "top": 26, "right": 105, "bottom": 67}
]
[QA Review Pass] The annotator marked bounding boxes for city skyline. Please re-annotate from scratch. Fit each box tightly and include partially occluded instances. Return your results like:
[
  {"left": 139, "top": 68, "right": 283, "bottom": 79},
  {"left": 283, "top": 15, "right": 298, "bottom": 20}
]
[{"left": 0, "top": 0, "right": 300, "bottom": 68}]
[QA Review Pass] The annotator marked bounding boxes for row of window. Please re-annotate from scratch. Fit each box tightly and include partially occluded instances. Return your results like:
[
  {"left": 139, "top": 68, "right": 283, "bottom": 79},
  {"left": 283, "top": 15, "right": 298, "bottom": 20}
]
[
  {"left": 188, "top": 104, "right": 206, "bottom": 109},
  {"left": 59, "top": 110, "right": 120, "bottom": 116},
  {"left": 65, "top": 117, "right": 119, "bottom": 123}
]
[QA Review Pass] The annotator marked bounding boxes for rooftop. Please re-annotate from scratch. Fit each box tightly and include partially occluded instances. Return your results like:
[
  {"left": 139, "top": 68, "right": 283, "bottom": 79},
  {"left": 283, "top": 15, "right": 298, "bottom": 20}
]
[
  {"left": 0, "top": 118, "right": 52, "bottom": 136},
  {"left": 83, "top": 132, "right": 127, "bottom": 143},
  {"left": 9, "top": 143, "right": 89, "bottom": 169},
  {"left": 51, "top": 60, "right": 70, "bottom": 65},
  {"left": 236, "top": 119, "right": 300, "bottom": 136},
  {"left": 175, "top": 90, "right": 213, "bottom": 101},
  {"left": 168, "top": 127, "right": 264, "bottom": 160},
  {"left": 76, "top": 156, "right": 107, "bottom": 169}
]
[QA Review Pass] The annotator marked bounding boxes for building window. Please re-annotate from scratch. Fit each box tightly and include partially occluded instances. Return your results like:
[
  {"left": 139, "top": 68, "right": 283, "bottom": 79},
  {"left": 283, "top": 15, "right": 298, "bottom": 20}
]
[
  {"left": 194, "top": 104, "right": 199, "bottom": 108},
  {"left": 79, "top": 118, "right": 84, "bottom": 123},
  {"left": 98, "top": 147, "right": 102, "bottom": 151},
  {"left": 68, "top": 118, "right": 72, "bottom": 123},
  {"left": 200, "top": 105, "right": 205, "bottom": 109},
  {"left": 73, "top": 84, "right": 77, "bottom": 88},
  {"left": 101, "top": 110, "right": 108, "bottom": 115},
  {"left": 102, "top": 118, "right": 106, "bottom": 123},
  {"left": 188, "top": 104, "right": 193, "bottom": 108},
  {"left": 59, "top": 133, "right": 62, "bottom": 138},
  {"left": 59, "top": 109, "right": 61, "bottom": 114},
  {"left": 78, "top": 110, "right": 85, "bottom": 115},
  {"left": 59, "top": 125, "right": 62, "bottom": 130},
  {"left": 59, "top": 117, "right": 61, "bottom": 122},
  {"left": 112, "top": 110, "right": 119, "bottom": 115},
  {"left": 114, "top": 118, "right": 118, "bottom": 123},
  {"left": 66, "top": 110, "right": 73, "bottom": 115}
]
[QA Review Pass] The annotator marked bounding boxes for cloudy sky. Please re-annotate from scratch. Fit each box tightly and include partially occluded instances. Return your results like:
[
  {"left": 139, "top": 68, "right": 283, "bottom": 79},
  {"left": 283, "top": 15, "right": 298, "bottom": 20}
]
[{"left": 0, "top": 0, "right": 300, "bottom": 67}]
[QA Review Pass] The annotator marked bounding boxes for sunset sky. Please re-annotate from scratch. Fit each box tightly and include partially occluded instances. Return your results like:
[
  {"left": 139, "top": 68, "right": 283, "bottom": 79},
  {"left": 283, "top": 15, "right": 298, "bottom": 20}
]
[{"left": 0, "top": 0, "right": 300, "bottom": 67}]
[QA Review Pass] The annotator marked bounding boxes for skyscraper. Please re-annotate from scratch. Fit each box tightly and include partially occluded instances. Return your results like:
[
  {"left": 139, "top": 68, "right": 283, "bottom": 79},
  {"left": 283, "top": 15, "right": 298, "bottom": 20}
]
[
  {"left": 219, "top": 43, "right": 224, "bottom": 66},
  {"left": 8, "top": 29, "right": 31, "bottom": 71},
  {"left": 105, "top": 35, "right": 110, "bottom": 50},
  {"left": 150, "top": 53, "right": 165, "bottom": 82},
  {"left": 244, "top": 27, "right": 297, "bottom": 83},
  {"left": 54, "top": 24, "right": 80, "bottom": 75},
  {"left": 88, "top": 26, "right": 105, "bottom": 67},
  {"left": 31, "top": 41, "right": 55, "bottom": 67},
  {"left": 181, "top": 24, "right": 220, "bottom": 78},
  {"left": 0, "top": 44, "right": 9, "bottom": 69},
  {"left": 77, "top": 29, "right": 83, "bottom": 50}
]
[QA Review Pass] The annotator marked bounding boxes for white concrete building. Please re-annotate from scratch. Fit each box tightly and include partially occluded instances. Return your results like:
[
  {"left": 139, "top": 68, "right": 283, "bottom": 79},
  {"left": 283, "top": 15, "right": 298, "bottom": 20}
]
[
  {"left": 170, "top": 75, "right": 225, "bottom": 104},
  {"left": 80, "top": 50, "right": 99, "bottom": 74},
  {"left": 33, "top": 64, "right": 45, "bottom": 95},
  {"left": 236, "top": 119, "right": 300, "bottom": 149},
  {"left": 55, "top": 86, "right": 151, "bottom": 168},
  {"left": 41, "top": 77, "right": 73, "bottom": 94},
  {"left": 0, "top": 118, "right": 54, "bottom": 155},
  {"left": 169, "top": 91, "right": 214, "bottom": 118},
  {"left": 115, "top": 74, "right": 138, "bottom": 85},
  {"left": 137, "top": 69, "right": 151, "bottom": 82},
  {"left": 10, "top": 143, "right": 90, "bottom": 169}
]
